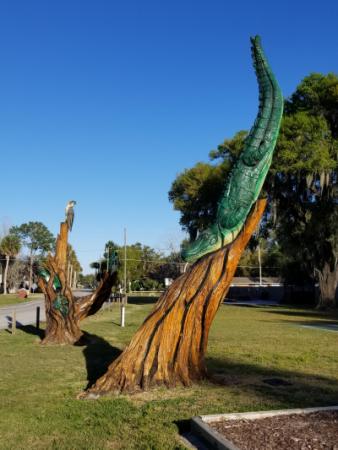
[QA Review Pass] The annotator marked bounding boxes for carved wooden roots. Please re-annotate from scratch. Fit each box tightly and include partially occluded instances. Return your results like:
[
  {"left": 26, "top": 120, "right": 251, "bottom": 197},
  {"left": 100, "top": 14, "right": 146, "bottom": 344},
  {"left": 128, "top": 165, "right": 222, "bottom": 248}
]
[
  {"left": 84, "top": 199, "right": 267, "bottom": 396},
  {"left": 39, "top": 223, "right": 117, "bottom": 345}
]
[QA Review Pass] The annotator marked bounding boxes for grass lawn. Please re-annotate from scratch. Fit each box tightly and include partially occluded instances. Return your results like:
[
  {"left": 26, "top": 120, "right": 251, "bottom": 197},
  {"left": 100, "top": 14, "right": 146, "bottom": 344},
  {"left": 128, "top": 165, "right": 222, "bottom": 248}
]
[
  {"left": 0, "top": 293, "right": 42, "bottom": 308},
  {"left": 0, "top": 302, "right": 337, "bottom": 449}
]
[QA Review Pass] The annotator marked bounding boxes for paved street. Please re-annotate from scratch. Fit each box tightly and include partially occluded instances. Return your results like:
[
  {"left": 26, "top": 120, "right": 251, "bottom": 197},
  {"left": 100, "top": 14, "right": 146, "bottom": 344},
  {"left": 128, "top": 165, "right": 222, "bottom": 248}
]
[{"left": 0, "top": 290, "right": 92, "bottom": 331}]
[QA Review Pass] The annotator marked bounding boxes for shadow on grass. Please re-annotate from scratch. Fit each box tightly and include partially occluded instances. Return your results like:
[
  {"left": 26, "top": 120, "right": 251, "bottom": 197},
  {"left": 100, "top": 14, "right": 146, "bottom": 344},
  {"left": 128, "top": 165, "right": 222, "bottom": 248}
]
[
  {"left": 262, "top": 308, "right": 338, "bottom": 320},
  {"left": 79, "top": 335, "right": 338, "bottom": 408},
  {"left": 206, "top": 356, "right": 338, "bottom": 408},
  {"left": 5, "top": 315, "right": 45, "bottom": 339},
  {"left": 6, "top": 312, "right": 122, "bottom": 389},
  {"left": 7, "top": 311, "right": 337, "bottom": 409},
  {"left": 261, "top": 318, "right": 338, "bottom": 334},
  {"left": 78, "top": 331, "right": 122, "bottom": 389},
  {"left": 9, "top": 316, "right": 122, "bottom": 389}
]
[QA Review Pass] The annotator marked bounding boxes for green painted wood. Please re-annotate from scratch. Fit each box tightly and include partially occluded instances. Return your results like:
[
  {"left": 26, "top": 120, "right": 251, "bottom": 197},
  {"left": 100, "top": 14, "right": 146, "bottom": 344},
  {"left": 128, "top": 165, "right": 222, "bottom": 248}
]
[{"left": 182, "top": 36, "right": 283, "bottom": 263}]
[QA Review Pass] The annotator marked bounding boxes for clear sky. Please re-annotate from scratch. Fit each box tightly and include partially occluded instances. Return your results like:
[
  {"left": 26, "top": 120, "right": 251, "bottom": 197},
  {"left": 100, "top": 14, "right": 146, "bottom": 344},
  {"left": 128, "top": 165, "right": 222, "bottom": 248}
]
[{"left": 1, "top": 0, "right": 337, "bottom": 272}]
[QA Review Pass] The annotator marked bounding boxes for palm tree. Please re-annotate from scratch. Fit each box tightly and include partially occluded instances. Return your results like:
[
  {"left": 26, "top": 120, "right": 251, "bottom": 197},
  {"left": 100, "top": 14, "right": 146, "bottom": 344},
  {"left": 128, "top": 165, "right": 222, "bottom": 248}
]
[
  {"left": 67, "top": 244, "right": 82, "bottom": 288},
  {"left": 0, "top": 235, "right": 21, "bottom": 294}
]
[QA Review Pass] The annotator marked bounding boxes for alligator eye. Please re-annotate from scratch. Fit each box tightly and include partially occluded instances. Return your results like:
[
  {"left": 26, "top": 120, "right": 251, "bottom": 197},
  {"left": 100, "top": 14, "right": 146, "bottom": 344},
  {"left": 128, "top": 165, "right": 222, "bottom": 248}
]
[{"left": 209, "top": 236, "right": 217, "bottom": 245}]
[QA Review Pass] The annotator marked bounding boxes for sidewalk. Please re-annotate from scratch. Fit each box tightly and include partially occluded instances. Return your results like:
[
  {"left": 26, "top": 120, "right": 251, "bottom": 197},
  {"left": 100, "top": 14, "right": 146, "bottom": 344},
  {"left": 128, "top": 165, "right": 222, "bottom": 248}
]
[
  {"left": 0, "top": 290, "right": 92, "bottom": 330},
  {"left": 0, "top": 297, "right": 45, "bottom": 330}
]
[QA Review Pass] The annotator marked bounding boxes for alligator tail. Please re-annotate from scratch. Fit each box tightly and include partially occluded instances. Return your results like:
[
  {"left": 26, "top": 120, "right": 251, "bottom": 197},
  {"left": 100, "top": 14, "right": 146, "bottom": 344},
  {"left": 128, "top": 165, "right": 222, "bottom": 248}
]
[{"left": 242, "top": 36, "right": 283, "bottom": 165}]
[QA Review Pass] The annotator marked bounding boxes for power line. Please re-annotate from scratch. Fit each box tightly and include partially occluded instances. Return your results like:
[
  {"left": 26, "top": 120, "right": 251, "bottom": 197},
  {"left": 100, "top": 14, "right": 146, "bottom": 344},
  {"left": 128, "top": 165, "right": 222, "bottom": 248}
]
[{"left": 0, "top": 256, "right": 282, "bottom": 269}]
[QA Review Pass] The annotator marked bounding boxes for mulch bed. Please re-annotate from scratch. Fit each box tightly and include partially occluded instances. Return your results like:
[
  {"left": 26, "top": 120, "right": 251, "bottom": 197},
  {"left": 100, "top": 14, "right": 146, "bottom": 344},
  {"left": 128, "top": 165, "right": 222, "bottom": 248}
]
[{"left": 210, "top": 411, "right": 338, "bottom": 450}]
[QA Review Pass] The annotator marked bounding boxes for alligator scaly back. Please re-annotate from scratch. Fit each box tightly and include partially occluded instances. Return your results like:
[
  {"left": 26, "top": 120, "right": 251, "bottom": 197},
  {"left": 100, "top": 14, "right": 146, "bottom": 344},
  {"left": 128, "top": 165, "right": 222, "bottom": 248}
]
[{"left": 181, "top": 36, "right": 283, "bottom": 263}]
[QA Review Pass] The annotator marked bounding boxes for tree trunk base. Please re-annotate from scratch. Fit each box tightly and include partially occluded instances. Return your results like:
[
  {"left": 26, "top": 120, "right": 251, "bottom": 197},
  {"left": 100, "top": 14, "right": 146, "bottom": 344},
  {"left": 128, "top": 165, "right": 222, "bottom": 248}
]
[
  {"left": 316, "top": 262, "right": 338, "bottom": 310},
  {"left": 79, "top": 200, "right": 267, "bottom": 398},
  {"left": 41, "top": 328, "right": 83, "bottom": 345}
]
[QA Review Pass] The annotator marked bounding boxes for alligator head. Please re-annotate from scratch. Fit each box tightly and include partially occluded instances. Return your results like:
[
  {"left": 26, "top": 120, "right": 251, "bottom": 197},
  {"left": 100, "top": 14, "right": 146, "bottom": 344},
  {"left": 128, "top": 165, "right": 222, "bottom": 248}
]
[{"left": 181, "top": 223, "right": 223, "bottom": 263}]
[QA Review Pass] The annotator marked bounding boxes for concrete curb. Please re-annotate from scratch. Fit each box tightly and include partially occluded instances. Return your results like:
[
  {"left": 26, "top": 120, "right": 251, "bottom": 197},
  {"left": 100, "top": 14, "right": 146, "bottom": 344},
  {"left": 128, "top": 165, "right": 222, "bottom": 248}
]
[
  {"left": 191, "top": 405, "right": 338, "bottom": 450},
  {"left": 191, "top": 417, "right": 240, "bottom": 450}
]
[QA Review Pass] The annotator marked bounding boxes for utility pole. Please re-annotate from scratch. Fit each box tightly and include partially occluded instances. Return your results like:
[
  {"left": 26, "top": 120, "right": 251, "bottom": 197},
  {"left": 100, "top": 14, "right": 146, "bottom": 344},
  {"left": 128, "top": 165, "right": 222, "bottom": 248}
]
[
  {"left": 120, "top": 227, "right": 127, "bottom": 327},
  {"left": 106, "top": 244, "right": 110, "bottom": 272},
  {"left": 257, "top": 242, "right": 262, "bottom": 287},
  {"left": 124, "top": 228, "right": 127, "bottom": 300}
]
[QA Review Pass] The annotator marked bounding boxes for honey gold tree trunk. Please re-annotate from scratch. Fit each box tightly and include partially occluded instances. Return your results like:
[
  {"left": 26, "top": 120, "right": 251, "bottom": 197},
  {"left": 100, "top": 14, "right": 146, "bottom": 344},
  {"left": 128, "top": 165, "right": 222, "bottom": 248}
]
[
  {"left": 38, "top": 222, "right": 117, "bottom": 345},
  {"left": 81, "top": 199, "right": 266, "bottom": 397}
]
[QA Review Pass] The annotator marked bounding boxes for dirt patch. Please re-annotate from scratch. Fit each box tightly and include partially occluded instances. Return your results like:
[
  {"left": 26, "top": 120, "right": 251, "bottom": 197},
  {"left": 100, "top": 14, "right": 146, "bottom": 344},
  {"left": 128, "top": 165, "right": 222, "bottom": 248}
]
[{"left": 210, "top": 411, "right": 338, "bottom": 449}]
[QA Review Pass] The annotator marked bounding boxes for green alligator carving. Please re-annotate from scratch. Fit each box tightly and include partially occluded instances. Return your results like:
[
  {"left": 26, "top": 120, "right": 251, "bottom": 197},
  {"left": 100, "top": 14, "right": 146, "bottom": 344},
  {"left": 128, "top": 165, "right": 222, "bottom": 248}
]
[
  {"left": 38, "top": 268, "right": 69, "bottom": 316},
  {"left": 182, "top": 36, "right": 283, "bottom": 263},
  {"left": 38, "top": 267, "right": 62, "bottom": 292},
  {"left": 53, "top": 295, "right": 69, "bottom": 317}
]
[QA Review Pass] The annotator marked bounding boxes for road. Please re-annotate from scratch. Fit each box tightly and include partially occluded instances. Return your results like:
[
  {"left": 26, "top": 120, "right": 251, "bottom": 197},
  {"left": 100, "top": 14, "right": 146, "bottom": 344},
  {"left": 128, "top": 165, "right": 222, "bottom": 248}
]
[{"left": 0, "top": 290, "right": 92, "bottom": 331}]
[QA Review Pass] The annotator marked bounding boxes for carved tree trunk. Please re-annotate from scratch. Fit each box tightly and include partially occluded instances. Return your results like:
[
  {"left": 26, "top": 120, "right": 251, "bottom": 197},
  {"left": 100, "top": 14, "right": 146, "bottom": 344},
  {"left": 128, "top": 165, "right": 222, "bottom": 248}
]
[
  {"left": 40, "top": 256, "right": 82, "bottom": 345},
  {"left": 38, "top": 222, "right": 117, "bottom": 345},
  {"left": 81, "top": 199, "right": 267, "bottom": 397}
]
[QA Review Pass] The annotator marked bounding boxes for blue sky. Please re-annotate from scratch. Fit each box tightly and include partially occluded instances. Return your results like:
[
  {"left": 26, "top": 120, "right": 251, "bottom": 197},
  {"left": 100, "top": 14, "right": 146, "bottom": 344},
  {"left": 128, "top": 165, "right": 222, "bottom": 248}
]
[{"left": 1, "top": 0, "right": 337, "bottom": 272}]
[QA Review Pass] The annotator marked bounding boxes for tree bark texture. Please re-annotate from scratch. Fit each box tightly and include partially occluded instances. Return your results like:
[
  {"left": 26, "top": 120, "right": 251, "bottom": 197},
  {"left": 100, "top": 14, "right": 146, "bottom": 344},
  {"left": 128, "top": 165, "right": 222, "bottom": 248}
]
[
  {"left": 82, "top": 199, "right": 267, "bottom": 397},
  {"left": 38, "top": 222, "right": 117, "bottom": 345},
  {"left": 316, "top": 261, "right": 338, "bottom": 309}
]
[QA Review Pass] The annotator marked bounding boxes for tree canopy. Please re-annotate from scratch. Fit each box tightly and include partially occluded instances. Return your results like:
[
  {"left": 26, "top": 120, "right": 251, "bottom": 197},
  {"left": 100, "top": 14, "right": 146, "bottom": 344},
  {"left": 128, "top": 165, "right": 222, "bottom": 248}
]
[
  {"left": 0, "top": 234, "right": 21, "bottom": 258},
  {"left": 168, "top": 162, "right": 229, "bottom": 240},
  {"left": 92, "top": 241, "right": 182, "bottom": 291},
  {"left": 10, "top": 222, "right": 55, "bottom": 256},
  {"left": 10, "top": 221, "right": 55, "bottom": 289},
  {"left": 272, "top": 74, "right": 337, "bottom": 307}
]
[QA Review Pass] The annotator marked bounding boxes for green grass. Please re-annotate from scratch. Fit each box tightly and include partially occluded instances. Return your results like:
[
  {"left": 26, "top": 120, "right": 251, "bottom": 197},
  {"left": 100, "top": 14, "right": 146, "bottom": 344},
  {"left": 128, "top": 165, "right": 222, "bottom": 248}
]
[
  {"left": 0, "top": 293, "right": 42, "bottom": 307},
  {"left": 0, "top": 303, "right": 337, "bottom": 449}
]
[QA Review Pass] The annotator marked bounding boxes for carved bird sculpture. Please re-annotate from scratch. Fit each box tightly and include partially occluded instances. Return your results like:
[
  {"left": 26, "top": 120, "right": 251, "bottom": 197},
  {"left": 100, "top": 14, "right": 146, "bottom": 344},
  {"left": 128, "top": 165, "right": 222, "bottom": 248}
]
[{"left": 65, "top": 200, "right": 76, "bottom": 231}]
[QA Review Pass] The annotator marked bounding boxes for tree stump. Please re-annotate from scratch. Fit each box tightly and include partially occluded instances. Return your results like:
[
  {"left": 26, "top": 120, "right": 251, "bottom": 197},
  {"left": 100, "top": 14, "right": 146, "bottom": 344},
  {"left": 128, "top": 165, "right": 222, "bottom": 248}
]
[
  {"left": 38, "top": 222, "right": 117, "bottom": 345},
  {"left": 81, "top": 199, "right": 267, "bottom": 397}
]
